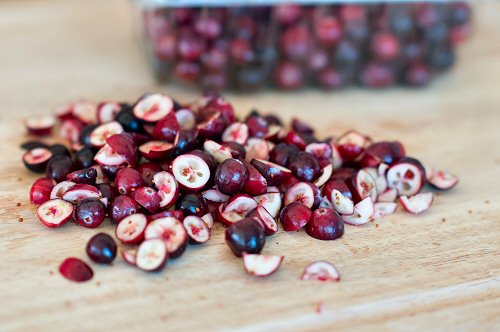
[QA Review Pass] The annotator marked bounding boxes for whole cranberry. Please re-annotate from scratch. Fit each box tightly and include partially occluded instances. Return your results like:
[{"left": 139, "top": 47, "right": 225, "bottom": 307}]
[
  {"left": 75, "top": 198, "right": 106, "bottom": 228},
  {"left": 318, "top": 68, "right": 344, "bottom": 90},
  {"left": 403, "top": 41, "right": 427, "bottom": 64},
  {"left": 202, "top": 47, "right": 228, "bottom": 72},
  {"left": 371, "top": 32, "right": 401, "bottom": 61},
  {"left": 225, "top": 218, "right": 265, "bottom": 257},
  {"left": 174, "top": 61, "right": 201, "bottom": 82},
  {"left": 176, "top": 193, "right": 207, "bottom": 217},
  {"left": 194, "top": 17, "right": 222, "bottom": 39},
  {"left": 360, "top": 62, "right": 395, "bottom": 88},
  {"left": 280, "top": 202, "right": 312, "bottom": 232},
  {"left": 405, "top": 64, "right": 432, "bottom": 87},
  {"left": 308, "top": 49, "right": 329, "bottom": 72},
  {"left": 280, "top": 25, "right": 311, "bottom": 61},
  {"left": 274, "top": 61, "right": 304, "bottom": 90},
  {"left": 47, "top": 155, "right": 76, "bottom": 183},
  {"left": 115, "top": 167, "right": 145, "bottom": 195},
  {"left": 229, "top": 39, "right": 255, "bottom": 65},
  {"left": 110, "top": 195, "right": 138, "bottom": 223},
  {"left": 177, "top": 35, "right": 204, "bottom": 61},
  {"left": 155, "top": 34, "right": 177, "bottom": 62},
  {"left": 289, "top": 152, "right": 321, "bottom": 182},
  {"left": 306, "top": 208, "right": 344, "bottom": 240},
  {"left": 86, "top": 233, "right": 117, "bottom": 264},
  {"left": 315, "top": 16, "right": 343, "bottom": 48},
  {"left": 215, "top": 159, "right": 248, "bottom": 195}
]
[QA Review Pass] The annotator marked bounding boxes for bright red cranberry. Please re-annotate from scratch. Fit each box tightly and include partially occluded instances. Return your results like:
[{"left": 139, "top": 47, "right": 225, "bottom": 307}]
[
  {"left": 215, "top": 159, "right": 248, "bottom": 196},
  {"left": 194, "top": 17, "right": 222, "bottom": 39},
  {"left": 280, "top": 202, "right": 312, "bottom": 232},
  {"left": 229, "top": 39, "right": 255, "bottom": 65},
  {"left": 176, "top": 193, "right": 207, "bottom": 217},
  {"left": 47, "top": 155, "right": 76, "bottom": 183},
  {"left": 131, "top": 187, "right": 161, "bottom": 214},
  {"left": 405, "top": 63, "right": 432, "bottom": 87},
  {"left": 289, "top": 152, "right": 321, "bottom": 182},
  {"left": 360, "top": 62, "right": 395, "bottom": 88},
  {"left": 202, "top": 47, "right": 228, "bottom": 72},
  {"left": 274, "top": 61, "right": 304, "bottom": 90},
  {"left": 30, "top": 178, "right": 56, "bottom": 205},
  {"left": 225, "top": 218, "right": 266, "bottom": 257},
  {"left": 280, "top": 25, "right": 311, "bottom": 61},
  {"left": 306, "top": 208, "right": 344, "bottom": 240},
  {"left": 115, "top": 167, "right": 145, "bottom": 195},
  {"left": 177, "top": 35, "right": 204, "bottom": 61},
  {"left": 86, "top": 233, "right": 117, "bottom": 264},
  {"left": 75, "top": 198, "right": 106, "bottom": 228},
  {"left": 59, "top": 257, "right": 93, "bottom": 282},
  {"left": 155, "top": 34, "right": 177, "bottom": 62},
  {"left": 110, "top": 195, "right": 138, "bottom": 223},
  {"left": 138, "top": 162, "right": 162, "bottom": 187},
  {"left": 174, "top": 61, "right": 201, "bottom": 82},
  {"left": 371, "top": 32, "right": 401, "bottom": 61},
  {"left": 275, "top": 4, "right": 302, "bottom": 25},
  {"left": 315, "top": 16, "right": 343, "bottom": 48}
]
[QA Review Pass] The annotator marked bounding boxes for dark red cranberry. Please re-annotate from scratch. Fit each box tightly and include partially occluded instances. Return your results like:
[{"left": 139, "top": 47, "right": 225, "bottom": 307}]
[
  {"left": 86, "top": 233, "right": 117, "bottom": 264},
  {"left": 47, "top": 155, "right": 76, "bottom": 183},
  {"left": 318, "top": 68, "right": 344, "bottom": 90},
  {"left": 331, "top": 168, "right": 356, "bottom": 181},
  {"left": 23, "top": 147, "right": 53, "bottom": 173},
  {"left": 371, "top": 32, "right": 401, "bottom": 61},
  {"left": 97, "top": 183, "right": 117, "bottom": 202},
  {"left": 264, "top": 114, "right": 282, "bottom": 126},
  {"left": 20, "top": 141, "right": 48, "bottom": 150},
  {"left": 225, "top": 217, "right": 265, "bottom": 257},
  {"left": 274, "top": 61, "right": 304, "bottom": 90},
  {"left": 50, "top": 144, "right": 71, "bottom": 157},
  {"left": 177, "top": 35, "right": 204, "bottom": 61},
  {"left": 315, "top": 16, "right": 343, "bottom": 48},
  {"left": 285, "top": 131, "right": 308, "bottom": 150},
  {"left": 201, "top": 72, "right": 227, "bottom": 92},
  {"left": 241, "top": 159, "right": 267, "bottom": 196},
  {"left": 292, "top": 118, "right": 314, "bottom": 135},
  {"left": 221, "top": 141, "right": 246, "bottom": 159},
  {"left": 269, "top": 143, "right": 300, "bottom": 168},
  {"left": 322, "top": 179, "right": 352, "bottom": 200},
  {"left": 289, "top": 152, "right": 321, "bottom": 182},
  {"left": 429, "top": 47, "right": 455, "bottom": 71},
  {"left": 308, "top": 182, "right": 322, "bottom": 210},
  {"left": 115, "top": 167, "right": 145, "bottom": 195},
  {"left": 405, "top": 63, "right": 432, "bottom": 87},
  {"left": 152, "top": 110, "right": 179, "bottom": 142},
  {"left": 280, "top": 202, "right": 312, "bottom": 232},
  {"left": 450, "top": 3, "right": 472, "bottom": 26},
  {"left": 360, "top": 141, "right": 406, "bottom": 167},
  {"left": 66, "top": 168, "right": 97, "bottom": 185},
  {"left": 75, "top": 198, "right": 106, "bottom": 228},
  {"left": 306, "top": 208, "right": 344, "bottom": 240},
  {"left": 174, "top": 61, "right": 201, "bottom": 82},
  {"left": 246, "top": 115, "right": 268, "bottom": 138},
  {"left": 110, "top": 195, "right": 138, "bottom": 223},
  {"left": 116, "top": 107, "right": 143, "bottom": 133},
  {"left": 403, "top": 41, "right": 427, "bottom": 64},
  {"left": 131, "top": 186, "right": 161, "bottom": 214},
  {"left": 229, "top": 39, "right": 255, "bottom": 65},
  {"left": 202, "top": 47, "right": 228, "bottom": 72},
  {"left": 173, "top": 128, "right": 199, "bottom": 156},
  {"left": 106, "top": 133, "right": 138, "bottom": 168},
  {"left": 334, "top": 40, "right": 360, "bottom": 66},
  {"left": 101, "top": 164, "right": 125, "bottom": 180},
  {"left": 215, "top": 159, "right": 248, "bottom": 196},
  {"left": 176, "top": 193, "right": 207, "bottom": 217},
  {"left": 360, "top": 62, "right": 395, "bottom": 88},
  {"left": 75, "top": 147, "right": 95, "bottom": 169},
  {"left": 138, "top": 162, "right": 162, "bottom": 187},
  {"left": 190, "top": 149, "right": 217, "bottom": 176},
  {"left": 79, "top": 124, "right": 98, "bottom": 149},
  {"left": 425, "top": 23, "right": 449, "bottom": 45},
  {"left": 59, "top": 257, "right": 93, "bottom": 282}
]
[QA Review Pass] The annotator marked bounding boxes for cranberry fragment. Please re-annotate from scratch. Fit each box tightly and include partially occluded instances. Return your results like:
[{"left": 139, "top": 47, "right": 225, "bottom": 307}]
[
  {"left": 301, "top": 261, "right": 340, "bottom": 282},
  {"left": 59, "top": 257, "right": 93, "bottom": 282},
  {"left": 306, "top": 208, "right": 344, "bottom": 241},
  {"left": 86, "top": 233, "right": 117, "bottom": 264},
  {"left": 131, "top": 186, "right": 161, "bottom": 214},
  {"left": 66, "top": 168, "right": 97, "bottom": 185},
  {"left": 280, "top": 202, "right": 312, "bottom": 232},
  {"left": 225, "top": 218, "right": 266, "bottom": 257},
  {"left": 136, "top": 238, "right": 168, "bottom": 272},
  {"left": 110, "top": 195, "right": 139, "bottom": 223},
  {"left": 243, "top": 253, "right": 284, "bottom": 277},
  {"left": 115, "top": 167, "right": 146, "bottom": 195},
  {"left": 144, "top": 217, "right": 187, "bottom": 258}
]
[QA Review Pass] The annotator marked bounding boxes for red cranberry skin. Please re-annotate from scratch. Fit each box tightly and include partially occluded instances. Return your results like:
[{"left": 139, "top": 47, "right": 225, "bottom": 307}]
[
  {"left": 110, "top": 195, "right": 138, "bottom": 223},
  {"left": 405, "top": 63, "right": 432, "bottom": 87},
  {"left": 289, "top": 152, "right": 321, "bottom": 182},
  {"left": 47, "top": 155, "right": 76, "bottom": 183},
  {"left": 131, "top": 187, "right": 161, "bottom": 214},
  {"left": 59, "top": 257, "right": 93, "bottom": 282},
  {"left": 229, "top": 39, "right": 255, "bottom": 65},
  {"left": 241, "top": 160, "right": 267, "bottom": 196},
  {"left": 138, "top": 162, "right": 163, "bottom": 187},
  {"left": 360, "top": 63, "right": 395, "bottom": 88},
  {"left": 322, "top": 179, "right": 352, "bottom": 200},
  {"left": 274, "top": 61, "right": 304, "bottom": 90},
  {"left": 215, "top": 159, "right": 249, "bottom": 196},
  {"left": 116, "top": 167, "right": 146, "bottom": 196},
  {"left": 66, "top": 168, "right": 97, "bottom": 185},
  {"left": 97, "top": 183, "right": 117, "bottom": 202},
  {"left": 176, "top": 193, "right": 208, "bottom": 217},
  {"left": 371, "top": 32, "right": 401, "bottom": 61},
  {"left": 174, "top": 61, "right": 201, "bottom": 82},
  {"left": 30, "top": 178, "right": 55, "bottom": 205},
  {"left": 86, "top": 233, "right": 117, "bottom": 264},
  {"left": 315, "top": 16, "right": 343, "bottom": 48},
  {"left": 225, "top": 218, "right": 266, "bottom": 257},
  {"left": 306, "top": 208, "right": 344, "bottom": 241},
  {"left": 246, "top": 115, "right": 268, "bottom": 139},
  {"left": 221, "top": 142, "right": 246, "bottom": 159},
  {"left": 270, "top": 143, "right": 300, "bottom": 168},
  {"left": 360, "top": 141, "right": 406, "bottom": 167},
  {"left": 280, "top": 202, "right": 312, "bottom": 232},
  {"left": 101, "top": 164, "right": 125, "bottom": 180},
  {"left": 177, "top": 35, "right": 204, "bottom": 61},
  {"left": 75, "top": 198, "right": 107, "bottom": 228},
  {"left": 280, "top": 25, "right": 311, "bottom": 61}
]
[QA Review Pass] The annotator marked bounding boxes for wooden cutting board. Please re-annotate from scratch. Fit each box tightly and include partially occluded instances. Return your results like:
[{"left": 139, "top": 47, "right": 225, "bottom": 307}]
[{"left": 0, "top": 1, "right": 499, "bottom": 331}]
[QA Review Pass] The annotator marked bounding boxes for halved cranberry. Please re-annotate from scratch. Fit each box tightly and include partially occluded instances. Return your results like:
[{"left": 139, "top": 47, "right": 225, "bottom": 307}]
[
  {"left": 136, "top": 238, "right": 168, "bottom": 272},
  {"left": 86, "top": 233, "right": 116, "bottom": 264},
  {"left": 116, "top": 213, "right": 147, "bottom": 244},
  {"left": 59, "top": 257, "right": 93, "bottom": 282},
  {"left": 280, "top": 202, "right": 312, "bottom": 232},
  {"left": 222, "top": 122, "right": 249, "bottom": 145},
  {"left": 30, "top": 178, "right": 56, "bottom": 205},
  {"left": 131, "top": 187, "right": 161, "bottom": 214},
  {"left": 246, "top": 115, "right": 269, "bottom": 138},
  {"left": 426, "top": 167, "right": 459, "bottom": 190},
  {"left": 330, "top": 189, "right": 354, "bottom": 215},
  {"left": 60, "top": 118, "right": 85, "bottom": 146},
  {"left": 110, "top": 195, "right": 139, "bottom": 223},
  {"left": 215, "top": 159, "right": 248, "bottom": 196},
  {"left": 153, "top": 171, "right": 179, "bottom": 208},
  {"left": 323, "top": 179, "right": 352, "bottom": 200},
  {"left": 386, "top": 157, "right": 426, "bottom": 196},
  {"left": 133, "top": 93, "right": 174, "bottom": 123},
  {"left": 284, "top": 182, "right": 315, "bottom": 208},
  {"left": 218, "top": 194, "right": 257, "bottom": 226},
  {"left": 106, "top": 133, "right": 138, "bottom": 168},
  {"left": 243, "top": 253, "right": 284, "bottom": 277},
  {"left": 251, "top": 159, "right": 292, "bottom": 186},
  {"left": 74, "top": 198, "right": 106, "bottom": 228},
  {"left": 245, "top": 138, "right": 270, "bottom": 162},
  {"left": 171, "top": 154, "right": 211, "bottom": 191},
  {"left": 61, "top": 183, "right": 101, "bottom": 204},
  {"left": 90, "top": 121, "right": 124, "bottom": 148},
  {"left": 23, "top": 148, "right": 53, "bottom": 173},
  {"left": 72, "top": 100, "right": 97, "bottom": 124},
  {"left": 301, "top": 261, "right": 340, "bottom": 282},
  {"left": 225, "top": 217, "right": 266, "bottom": 257},
  {"left": 139, "top": 141, "right": 173, "bottom": 161},
  {"left": 175, "top": 109, "right": 196, "bottom": 130},
  {"left": 346, "top": 169, "right": 377, "bottom": 203},
  {"left": 400, "top": 193, "right": 434, "bottom": 214},
  {"left": 152, "top": 110, "right": 180, "bottom": 142},
  {"left": 246, "top": 205, "right": 278, "bottom": 236},
  {"left": 335, "top": 130, "right": 372, "bottom": 162},
  {"left": 315, "top": 163, "right": 333, "bottom": 187},
  {"left": 197, "top": 111, "right": 225, "bottom": 139},
  {"left": 37, "top": 198, "right": 73, "bottom": 228},
  {"left": 97, "top": 101, "right": 121, "bottom": 124},
  {"left": 306, "top": 208, "right": 344, "bottom": 241},
  {"left": 183, "top": 215, "right": 210, "bottom": 244},
  {"left": 95, "top": 144, "right": 126, "bottom": 166},
  {"left": 116, "top": 167, "right": 145, "bottom": 195},
  {"left": 203, "top": 140, "right": 232, "bottom": 163},
  {"left": 25, "top": 115, "right": 56, "bottom": 136},
  {"left": 66, "top": 168, "right": 97, "bottom": 185},
  {"left": 373, "top": 202, "right": 397, "bottom": 219},
  {"left": 144, "top": 217, "right": 187, "bottom": 258}
]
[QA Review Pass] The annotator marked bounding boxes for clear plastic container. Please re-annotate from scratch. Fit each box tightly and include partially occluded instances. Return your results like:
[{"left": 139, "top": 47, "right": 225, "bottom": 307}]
[{"left": 135, "top": 1, "right": 472, "bottom": 92}]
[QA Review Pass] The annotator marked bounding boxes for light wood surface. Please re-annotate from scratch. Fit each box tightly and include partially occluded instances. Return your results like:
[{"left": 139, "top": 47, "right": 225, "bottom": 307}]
[{"left": 0, "top": 1, "right": 499, "bottom": 331}]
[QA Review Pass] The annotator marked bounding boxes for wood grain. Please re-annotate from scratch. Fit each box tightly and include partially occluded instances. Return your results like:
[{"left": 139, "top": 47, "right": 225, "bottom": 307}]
[{"left": 0, "top": 1, "right": 499, "bottom": 331}]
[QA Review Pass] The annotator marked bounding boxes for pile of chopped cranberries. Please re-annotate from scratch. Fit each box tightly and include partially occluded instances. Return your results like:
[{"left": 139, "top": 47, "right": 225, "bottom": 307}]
[
  {"left": 142, "top": 2, "right": 472, "bottom": 91},
  {"left": 23, "top": 93, "right": 458, "bottom": 281}
]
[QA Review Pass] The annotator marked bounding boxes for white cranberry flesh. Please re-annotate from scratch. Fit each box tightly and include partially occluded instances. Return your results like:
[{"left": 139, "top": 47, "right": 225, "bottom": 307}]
[
  {"left": 171, "top": 154, "right": 210, "bottom": 191},
  {"left": 115, "top": 213, "right": 147, "bottom": 244},
  {"left": 400, "top": 193, "right": 434, "bottom": 214},
  {"left": 136, "top": 238, "right": 168, "bottom": 272},
  {"left": 133, "top": 94, "right": 174, "bottom": 122},
  {"left": 341, "top": 197, "right": 374, "bottom": 225},
  {"left": 183, "top": 216, "right": 211, "bottom": 244},
  {"left": 301, "top": 260, "right": 340, "bottom": 282},
  {"left": 242, "top": 253, "right": 284, "bottom": 277},
  {"left": 37, "top": 199, "right": 74, "bottom": 228}
]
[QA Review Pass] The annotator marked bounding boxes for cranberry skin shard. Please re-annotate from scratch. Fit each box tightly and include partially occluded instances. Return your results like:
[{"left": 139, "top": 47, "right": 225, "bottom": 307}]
[
  {"left": 306, "top": 208, "right": 344, "bottom": 241},
  {"left": 225, "top": 218, "right": 266, "bottom": 257},
  {"left": 215, "top": 159, "right": 248, "bottom": 196}
]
